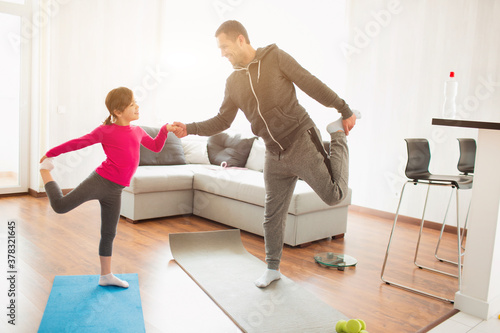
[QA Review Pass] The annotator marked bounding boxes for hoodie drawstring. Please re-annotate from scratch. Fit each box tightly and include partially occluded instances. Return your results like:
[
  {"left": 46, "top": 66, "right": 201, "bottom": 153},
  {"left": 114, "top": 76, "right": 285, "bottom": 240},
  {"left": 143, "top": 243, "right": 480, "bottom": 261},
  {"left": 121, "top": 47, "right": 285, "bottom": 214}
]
[
  {"left": 233, "top": 59, "right": 284, "bottom": 151},
  {"left": 257, "top": 60, "right": 261, "bottom": 83}
]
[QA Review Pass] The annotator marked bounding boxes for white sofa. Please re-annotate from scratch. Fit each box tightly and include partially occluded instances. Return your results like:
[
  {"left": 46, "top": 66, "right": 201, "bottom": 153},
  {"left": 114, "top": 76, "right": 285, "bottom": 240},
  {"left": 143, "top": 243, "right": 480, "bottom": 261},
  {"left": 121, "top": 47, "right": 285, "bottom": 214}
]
[{"left": 120, "top": 127, "right": 351, "bottom": 246}]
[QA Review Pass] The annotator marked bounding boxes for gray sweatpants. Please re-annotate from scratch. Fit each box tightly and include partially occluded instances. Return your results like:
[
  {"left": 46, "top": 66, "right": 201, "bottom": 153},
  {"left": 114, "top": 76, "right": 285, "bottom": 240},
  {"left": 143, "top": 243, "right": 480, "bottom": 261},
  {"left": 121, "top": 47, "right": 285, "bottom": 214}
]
[
  {"left": 263, "top": 127, "right": 349, "bottom": 270},
  {"left": 44, "top": 171, "right": 125, "bottom": 256}
]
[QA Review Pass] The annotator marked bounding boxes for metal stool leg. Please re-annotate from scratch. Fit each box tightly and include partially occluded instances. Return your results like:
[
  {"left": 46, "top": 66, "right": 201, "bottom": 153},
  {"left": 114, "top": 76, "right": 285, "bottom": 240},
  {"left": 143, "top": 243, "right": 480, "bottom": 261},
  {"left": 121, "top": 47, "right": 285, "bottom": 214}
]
[
  {"left": 381, "top": 182, "right": 460, "bottom": 303},
  {"left": 412, "top": 184, "right": 430, "bottom": 268},
  {"left": 414, "top": 185, "right": 459, "bottom": 278},
  {"left": 381, "top": 181, "right": 409, "bottom": 283},
  {"left": 455, "top": 188, "right": 462, "bottom": 291},
  {"left": 434, "top": 188, "right": 454, "bottom": 260},
  {"left": 435, "top": 195, "right": 470, "bottom": 264}
]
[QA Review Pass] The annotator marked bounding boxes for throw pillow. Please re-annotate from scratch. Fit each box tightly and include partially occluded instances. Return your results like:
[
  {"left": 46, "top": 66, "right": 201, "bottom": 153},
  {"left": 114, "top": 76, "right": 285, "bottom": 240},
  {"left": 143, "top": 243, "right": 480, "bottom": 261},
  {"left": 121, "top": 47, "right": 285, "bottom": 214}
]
[
  {"left": 181, "top": 136, "right": 210, "bottom": 164},
  {"left": 245, "top": 138, "right": 266, "bottom": 172},
  {"left": 207, "top": 132, "right": 256, "bottom": 167},
  {"left": 139, "top": 126, "right": 186, "bottom": 166}
]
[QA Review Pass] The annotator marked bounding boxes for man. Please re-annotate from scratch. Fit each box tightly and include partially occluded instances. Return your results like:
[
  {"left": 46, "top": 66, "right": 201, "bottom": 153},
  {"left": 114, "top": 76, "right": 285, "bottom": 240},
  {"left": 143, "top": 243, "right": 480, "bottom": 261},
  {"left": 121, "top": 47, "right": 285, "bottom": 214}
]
[{"left": 172, "top": 20, "right": 359, "bottom": 288}]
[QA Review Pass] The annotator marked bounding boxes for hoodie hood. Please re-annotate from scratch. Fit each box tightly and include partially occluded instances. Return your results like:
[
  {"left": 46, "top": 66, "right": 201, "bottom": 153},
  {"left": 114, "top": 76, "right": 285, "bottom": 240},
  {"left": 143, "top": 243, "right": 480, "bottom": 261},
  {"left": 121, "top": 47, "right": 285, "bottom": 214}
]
[
  {"left": 253, "top": 43, "right": 277, "bottom": 62},
  {"left": 233, "top": 44, "right": 277, "bottom": 70},
  {"left": 233, "top": 44, "right": 278, "bottom": 83}
]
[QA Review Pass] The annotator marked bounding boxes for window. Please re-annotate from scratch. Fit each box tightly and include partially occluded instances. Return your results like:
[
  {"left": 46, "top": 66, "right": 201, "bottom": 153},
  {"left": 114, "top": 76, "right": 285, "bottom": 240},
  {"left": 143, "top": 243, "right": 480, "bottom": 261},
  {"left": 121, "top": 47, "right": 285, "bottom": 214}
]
[{"left": 0, "top": 1, "right": 30, "bottom": 194}]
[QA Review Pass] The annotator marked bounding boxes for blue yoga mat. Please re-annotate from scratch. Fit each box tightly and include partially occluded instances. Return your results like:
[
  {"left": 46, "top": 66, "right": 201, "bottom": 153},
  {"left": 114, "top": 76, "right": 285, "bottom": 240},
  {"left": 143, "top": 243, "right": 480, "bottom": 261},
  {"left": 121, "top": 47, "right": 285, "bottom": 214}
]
[{"left": 38, "top": 273, "right": 145, "bottom": 333}]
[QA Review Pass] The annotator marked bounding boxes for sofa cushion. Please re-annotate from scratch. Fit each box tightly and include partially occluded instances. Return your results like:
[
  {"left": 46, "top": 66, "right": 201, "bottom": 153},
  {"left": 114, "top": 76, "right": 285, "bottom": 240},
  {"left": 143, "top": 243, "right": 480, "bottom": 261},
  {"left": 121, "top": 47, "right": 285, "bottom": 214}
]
[
  {"left": 125, "top": 165, "right": 195, "bottom": 194},
  {"left": 193, "top": 168, "right": 351, "bottom": 215},
  {"left": 207, "top": 133, "right": 255, "bottom": 167},
  {"left": 194, "top": 168, "right": 266, "bottom": 206},
  {"left": 291, "top": 182, "right": 352, "bottom": 215},
  {"left": 139, "top": 126, "right": 186, "bottom": 166}
]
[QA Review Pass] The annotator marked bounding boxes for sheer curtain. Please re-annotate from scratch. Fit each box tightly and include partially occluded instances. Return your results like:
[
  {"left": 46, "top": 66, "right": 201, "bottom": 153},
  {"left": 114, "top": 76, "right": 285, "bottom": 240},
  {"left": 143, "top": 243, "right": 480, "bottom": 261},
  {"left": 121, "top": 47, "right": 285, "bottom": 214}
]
[
  {"left": 344, "top": 0, "right": 500, "bottom": 222},
  {"left": 41, "top": 0, "right": 167, "bottom": 187}
]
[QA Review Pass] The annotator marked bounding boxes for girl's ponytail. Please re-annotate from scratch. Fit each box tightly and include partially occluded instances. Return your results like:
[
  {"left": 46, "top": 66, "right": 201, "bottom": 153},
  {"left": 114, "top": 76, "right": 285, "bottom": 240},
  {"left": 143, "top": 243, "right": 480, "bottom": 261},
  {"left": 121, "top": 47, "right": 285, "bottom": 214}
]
[{"left": 103, "top": 115, "right": 113, "bottom": 125}]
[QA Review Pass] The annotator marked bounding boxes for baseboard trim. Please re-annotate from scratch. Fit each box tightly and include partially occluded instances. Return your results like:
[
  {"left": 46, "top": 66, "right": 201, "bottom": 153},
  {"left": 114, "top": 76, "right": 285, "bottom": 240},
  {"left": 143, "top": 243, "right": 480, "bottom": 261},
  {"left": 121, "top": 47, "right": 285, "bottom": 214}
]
[
  {"left": 0, "top": 192, "right": 27, "bottom": 198},
  {"left": 454, "top": 291, "right": 500, "bottom": 320},
  {"left": 28, "top": 187, "right": 73, "bottom": 198},
  {"left": 349, "top": 205, "right": 466, "bottom": 235},
  {"left": 28, "top": 188, "right": 45, "bottom": 198}
]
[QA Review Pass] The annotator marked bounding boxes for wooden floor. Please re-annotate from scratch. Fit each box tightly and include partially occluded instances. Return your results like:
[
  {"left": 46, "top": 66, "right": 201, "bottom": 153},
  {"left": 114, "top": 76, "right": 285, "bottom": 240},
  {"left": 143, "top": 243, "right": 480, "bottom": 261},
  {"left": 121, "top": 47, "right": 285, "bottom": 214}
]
[{"left": 0, "top": 194, "right": 461, "bottom": 332}]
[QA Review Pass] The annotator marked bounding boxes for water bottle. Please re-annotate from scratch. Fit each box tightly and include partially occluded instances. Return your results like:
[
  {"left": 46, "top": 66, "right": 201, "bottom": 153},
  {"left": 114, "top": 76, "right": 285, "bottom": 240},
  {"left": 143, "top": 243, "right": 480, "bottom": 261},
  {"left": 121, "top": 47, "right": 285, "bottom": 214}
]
[{"left": 442, "top": 71, "right": 458, "bottom": 118}]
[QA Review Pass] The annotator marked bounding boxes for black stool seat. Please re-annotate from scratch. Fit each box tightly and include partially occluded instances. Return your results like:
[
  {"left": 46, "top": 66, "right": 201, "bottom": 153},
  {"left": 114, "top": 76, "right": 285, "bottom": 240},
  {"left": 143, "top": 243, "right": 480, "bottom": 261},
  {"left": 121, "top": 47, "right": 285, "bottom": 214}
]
[
  {"left": 404, "top": 138, "right": 473, "bottom": 189},
  {"left": 407, "top": 173, "right": 473, "bottom": 189}
]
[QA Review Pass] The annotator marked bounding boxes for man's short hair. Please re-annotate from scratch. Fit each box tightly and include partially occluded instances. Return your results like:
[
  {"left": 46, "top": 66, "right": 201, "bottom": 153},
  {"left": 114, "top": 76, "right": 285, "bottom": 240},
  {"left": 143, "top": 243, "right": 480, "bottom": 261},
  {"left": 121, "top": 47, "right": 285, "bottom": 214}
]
[{"left": 215, "top": 20, "right": 250, "bottom": 44}]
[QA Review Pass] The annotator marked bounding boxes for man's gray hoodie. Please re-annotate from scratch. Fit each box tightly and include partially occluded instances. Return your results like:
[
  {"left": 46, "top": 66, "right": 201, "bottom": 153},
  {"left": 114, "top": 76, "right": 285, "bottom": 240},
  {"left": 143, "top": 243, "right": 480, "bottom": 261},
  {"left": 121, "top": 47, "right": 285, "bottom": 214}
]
[{"left": 186, "top": 44, "right": 352, "bottom": 154}]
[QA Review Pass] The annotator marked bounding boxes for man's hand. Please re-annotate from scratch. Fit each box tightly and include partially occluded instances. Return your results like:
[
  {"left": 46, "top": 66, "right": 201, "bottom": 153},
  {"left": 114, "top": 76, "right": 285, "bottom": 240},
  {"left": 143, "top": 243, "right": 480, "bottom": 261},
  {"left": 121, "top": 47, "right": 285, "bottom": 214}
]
[
  {"left": 170, "top": 121, "right": 187, "bottom": 138},
  {"left": 342, "top": 113, "right": 357, "bottom": 136}
]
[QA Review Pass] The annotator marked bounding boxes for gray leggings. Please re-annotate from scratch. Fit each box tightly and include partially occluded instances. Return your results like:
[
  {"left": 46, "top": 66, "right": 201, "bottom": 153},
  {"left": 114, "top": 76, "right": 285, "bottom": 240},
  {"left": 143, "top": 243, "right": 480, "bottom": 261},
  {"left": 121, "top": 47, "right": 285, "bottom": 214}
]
[
  {"left": 44, "top": 171, "right": 125, "bottom": 256},
  {"left": 263, "top": 128, "right": 349, "bottom": 270}
]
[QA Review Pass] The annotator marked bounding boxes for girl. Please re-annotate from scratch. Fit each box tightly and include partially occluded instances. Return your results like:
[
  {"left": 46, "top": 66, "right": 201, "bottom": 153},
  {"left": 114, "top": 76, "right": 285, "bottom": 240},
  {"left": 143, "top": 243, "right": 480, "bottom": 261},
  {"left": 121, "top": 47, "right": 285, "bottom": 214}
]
[{"left": 40, "top": 87, "right": 173, "bottom": 288}]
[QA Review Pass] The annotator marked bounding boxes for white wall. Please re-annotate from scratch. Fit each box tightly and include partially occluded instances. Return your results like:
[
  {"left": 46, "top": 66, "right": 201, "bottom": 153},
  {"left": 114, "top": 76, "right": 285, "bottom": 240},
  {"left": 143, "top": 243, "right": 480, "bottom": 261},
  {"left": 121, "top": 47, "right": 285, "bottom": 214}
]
[
  {"left": 344, "top": 0, "right": 500, "bottom": 225},
  {"left": 34, "top": 0, "right": 500, "bottom": 226}
]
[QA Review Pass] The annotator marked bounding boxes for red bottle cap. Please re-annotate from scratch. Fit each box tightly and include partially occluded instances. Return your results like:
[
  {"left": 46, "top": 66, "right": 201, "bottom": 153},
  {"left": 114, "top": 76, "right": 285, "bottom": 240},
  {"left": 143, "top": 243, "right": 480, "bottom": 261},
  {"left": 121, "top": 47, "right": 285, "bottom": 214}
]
[{"left": 450, "top": 72, "right": 455, "bottom": 78}]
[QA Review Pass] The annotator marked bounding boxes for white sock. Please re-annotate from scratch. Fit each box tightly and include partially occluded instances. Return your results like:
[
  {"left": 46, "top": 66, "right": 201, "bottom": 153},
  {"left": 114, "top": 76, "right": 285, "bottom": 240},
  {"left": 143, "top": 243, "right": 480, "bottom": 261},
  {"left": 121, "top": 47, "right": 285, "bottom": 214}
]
[
  {"left": 255, "top": 269, "right": 281, "bottom": 288},
  {"left": 326, "top": 109, "right": 362, "bottom": 134},
  {"left": 40, "top": 158, "right": 55, "bottom": 171},
  {"left": 99, "top": 273, "right": 129, "bottom": 288}
]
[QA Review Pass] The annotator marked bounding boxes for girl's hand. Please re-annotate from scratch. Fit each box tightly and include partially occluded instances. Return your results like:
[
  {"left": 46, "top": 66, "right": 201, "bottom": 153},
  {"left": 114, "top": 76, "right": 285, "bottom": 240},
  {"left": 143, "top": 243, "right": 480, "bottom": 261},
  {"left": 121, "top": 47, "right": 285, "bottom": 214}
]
[
  {"left": 166, "top": 123, "right": 187, "bottom": 138},
  {"left": 171, "top": 122, "right": 187, "bottom": 138},
  {"left": 40, "top": 155, "right": 48, "bottom": 163}
]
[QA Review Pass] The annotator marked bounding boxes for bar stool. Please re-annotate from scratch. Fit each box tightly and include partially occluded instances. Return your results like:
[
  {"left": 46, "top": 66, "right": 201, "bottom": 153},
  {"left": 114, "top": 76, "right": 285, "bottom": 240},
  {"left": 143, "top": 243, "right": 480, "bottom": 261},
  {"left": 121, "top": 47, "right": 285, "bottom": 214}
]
[
  {"left": 434, "top": 138, "right": 476, "bottom": 264},
  {"left": 380, "top": 138, "right": 473, "bottom": 303}
]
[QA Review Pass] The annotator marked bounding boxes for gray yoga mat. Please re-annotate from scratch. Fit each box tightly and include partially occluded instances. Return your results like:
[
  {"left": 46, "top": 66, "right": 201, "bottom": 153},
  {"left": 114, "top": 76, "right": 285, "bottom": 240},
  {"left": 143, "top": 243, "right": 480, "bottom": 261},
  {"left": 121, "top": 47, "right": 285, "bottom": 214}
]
[{"left": 169, "top": 229, "right": 347, "bottom": 332}]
